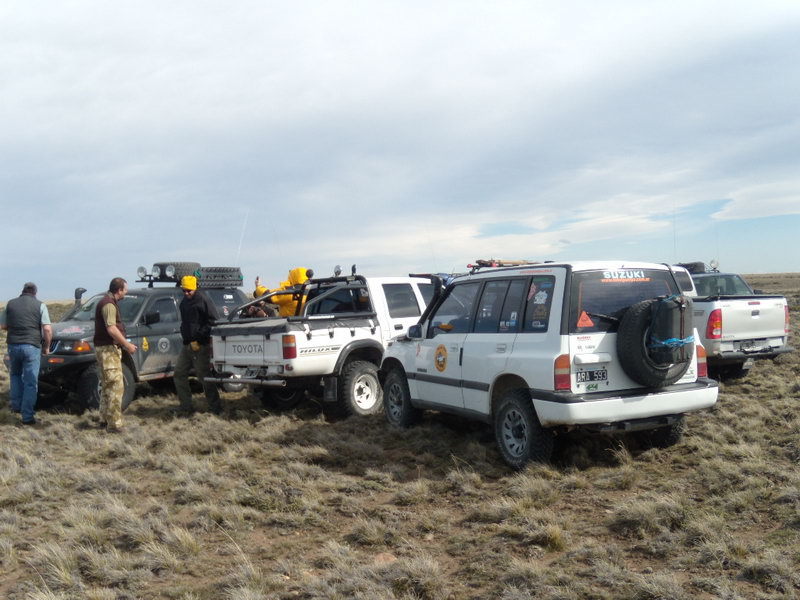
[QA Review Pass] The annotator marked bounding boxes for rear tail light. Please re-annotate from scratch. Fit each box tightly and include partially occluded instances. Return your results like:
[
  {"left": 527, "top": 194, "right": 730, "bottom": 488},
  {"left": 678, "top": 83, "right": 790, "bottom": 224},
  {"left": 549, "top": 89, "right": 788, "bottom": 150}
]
[
  {"left": 696, "top": 344, "right": 708, "bottom": 378},
  {"left": 785, "top": 305, "right": 791, "bottom": 335},
  {"left": 282, "top": 334, "right": 297, "bottom": 359},
  {"left": 554, "top": 354, "right": 571, "bottom": 391},
  {"left": 706, "top": 309, "right": 722, "bottom": 339}
]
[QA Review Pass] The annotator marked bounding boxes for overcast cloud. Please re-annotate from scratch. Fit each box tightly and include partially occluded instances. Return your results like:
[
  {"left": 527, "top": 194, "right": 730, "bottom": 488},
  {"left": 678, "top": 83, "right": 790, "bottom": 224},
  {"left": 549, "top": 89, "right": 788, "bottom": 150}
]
[{"left": 2, "top": 1, "right": 799, "bottom": 301}]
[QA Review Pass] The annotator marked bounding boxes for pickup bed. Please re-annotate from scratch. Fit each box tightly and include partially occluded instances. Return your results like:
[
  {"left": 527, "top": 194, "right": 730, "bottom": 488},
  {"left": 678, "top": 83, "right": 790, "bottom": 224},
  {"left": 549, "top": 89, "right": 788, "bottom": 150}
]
[
  {"left": 675, "top": 267, "right": 792, "bottom": 377},
  {"left": 208, "top": 274, "right": 433, "bottom": 416}
]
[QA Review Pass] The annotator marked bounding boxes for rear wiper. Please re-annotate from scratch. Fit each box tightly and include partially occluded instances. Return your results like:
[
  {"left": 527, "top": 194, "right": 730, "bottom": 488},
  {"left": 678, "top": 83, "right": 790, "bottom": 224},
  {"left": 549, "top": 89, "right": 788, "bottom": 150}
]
[{"left": 585, "top": 311, "right": 619, "bottom": 323}]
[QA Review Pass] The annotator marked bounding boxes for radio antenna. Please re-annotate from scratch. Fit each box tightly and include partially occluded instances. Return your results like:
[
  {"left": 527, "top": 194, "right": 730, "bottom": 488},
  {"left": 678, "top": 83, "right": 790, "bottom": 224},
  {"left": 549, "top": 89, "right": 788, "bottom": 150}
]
[{"left": 235, "top": 207, "right": 250, "bottom": 266}]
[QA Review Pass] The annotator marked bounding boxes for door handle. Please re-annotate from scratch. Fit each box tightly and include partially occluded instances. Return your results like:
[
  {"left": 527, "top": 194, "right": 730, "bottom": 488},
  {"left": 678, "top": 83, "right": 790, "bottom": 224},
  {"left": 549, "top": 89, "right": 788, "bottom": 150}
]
[
  {"left": 496, "top": 343, "right": 507, "bottom": 353},
  {"left": 394, "top": 324, "right": 403, "bottom": 330}
]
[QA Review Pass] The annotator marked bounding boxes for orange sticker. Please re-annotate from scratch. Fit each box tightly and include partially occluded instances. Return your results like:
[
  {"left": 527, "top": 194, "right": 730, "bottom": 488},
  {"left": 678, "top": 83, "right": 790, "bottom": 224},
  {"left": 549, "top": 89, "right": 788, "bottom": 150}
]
[{"left": 577, "top": 311, "right": 594, "bottom": 328}]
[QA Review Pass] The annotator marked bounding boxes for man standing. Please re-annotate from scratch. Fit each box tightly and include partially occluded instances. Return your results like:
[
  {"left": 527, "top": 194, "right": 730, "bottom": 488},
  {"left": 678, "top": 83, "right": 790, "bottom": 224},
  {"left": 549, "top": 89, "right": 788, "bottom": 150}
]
[
  {"left": 1, "top": 282, "right": 52, "bottom": 425},
  {"left": 174, "top": 275, "right": 222, "bottom": 414},
  {"left": 93, "top": 277, "right": 137, "bottom": 433}
]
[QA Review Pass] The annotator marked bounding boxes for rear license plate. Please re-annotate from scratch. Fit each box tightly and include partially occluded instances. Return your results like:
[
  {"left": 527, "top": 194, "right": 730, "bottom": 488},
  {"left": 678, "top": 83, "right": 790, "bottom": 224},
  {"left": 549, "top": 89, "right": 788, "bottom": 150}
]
[{"left": 576, "top": 368, "right": 608, "bottom": 383}]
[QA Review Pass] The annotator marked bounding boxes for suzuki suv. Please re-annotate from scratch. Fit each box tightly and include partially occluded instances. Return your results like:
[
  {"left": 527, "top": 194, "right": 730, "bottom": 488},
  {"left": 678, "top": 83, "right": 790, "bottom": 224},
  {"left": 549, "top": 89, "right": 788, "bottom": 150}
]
[{"left": 380, "top": 260, "right": 718, "bottom": 469}]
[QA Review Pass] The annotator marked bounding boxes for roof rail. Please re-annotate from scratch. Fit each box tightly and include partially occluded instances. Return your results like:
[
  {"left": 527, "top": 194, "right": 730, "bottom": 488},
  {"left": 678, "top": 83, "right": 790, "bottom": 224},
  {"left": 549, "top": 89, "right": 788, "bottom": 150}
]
[{"left": 467, "top": 258, "right": 543, "bottom": 273}]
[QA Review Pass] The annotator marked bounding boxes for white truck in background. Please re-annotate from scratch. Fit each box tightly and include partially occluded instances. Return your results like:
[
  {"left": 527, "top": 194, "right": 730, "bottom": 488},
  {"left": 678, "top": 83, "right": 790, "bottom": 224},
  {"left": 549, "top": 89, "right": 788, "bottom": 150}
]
[
  {"left": 674, "top": 263, "right": 792, "bottom": 378},
  {"left": 206, "top": 273, "right": 434, "bottom": 416}
]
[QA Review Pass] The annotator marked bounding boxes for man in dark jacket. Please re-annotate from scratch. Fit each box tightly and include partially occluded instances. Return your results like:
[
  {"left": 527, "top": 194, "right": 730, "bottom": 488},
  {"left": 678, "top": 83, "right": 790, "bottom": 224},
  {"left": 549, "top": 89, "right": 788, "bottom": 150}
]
[
  {"left": 1, "top": 282, "right": 52, "bottom": 425},
  {"left": 173, "top": 275, "right": 221, "bottom": 414}
]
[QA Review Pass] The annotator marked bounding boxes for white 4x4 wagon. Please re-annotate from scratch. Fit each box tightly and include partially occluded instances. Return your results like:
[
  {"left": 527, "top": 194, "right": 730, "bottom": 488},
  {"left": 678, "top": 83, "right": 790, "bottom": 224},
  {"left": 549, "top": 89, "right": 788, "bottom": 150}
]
[{"left": 380, "top": 261, "right": 719, "bottom": 469}]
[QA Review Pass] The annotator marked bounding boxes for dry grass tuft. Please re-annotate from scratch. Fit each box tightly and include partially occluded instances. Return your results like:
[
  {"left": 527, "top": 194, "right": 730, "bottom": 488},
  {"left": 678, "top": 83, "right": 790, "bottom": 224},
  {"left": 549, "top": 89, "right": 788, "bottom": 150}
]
[{"left": 1, "top": 282, "right": 799, "bottom": 598}]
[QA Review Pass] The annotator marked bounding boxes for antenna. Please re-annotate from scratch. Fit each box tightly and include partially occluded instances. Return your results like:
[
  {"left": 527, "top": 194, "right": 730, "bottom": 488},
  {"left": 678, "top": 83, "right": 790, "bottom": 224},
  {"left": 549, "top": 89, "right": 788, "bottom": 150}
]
[{"left": 235, "top": 207, "right": 250, "bottom": 266}]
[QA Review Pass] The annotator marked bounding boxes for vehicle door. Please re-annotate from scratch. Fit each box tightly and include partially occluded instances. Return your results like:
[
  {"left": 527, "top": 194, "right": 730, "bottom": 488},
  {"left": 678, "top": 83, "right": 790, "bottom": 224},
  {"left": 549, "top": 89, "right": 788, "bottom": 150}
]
[
  {"left": 461, "top": 279, "right": 527, "bottom": 415},
  {"left": 136, "top": 295, "right": 182, "bottom": 376},
  {"left": 381, "top": 282, "right": 426, "bottom": 339},
  {"left": 414, "top": 281, "right": 481, "bottom": 408}
]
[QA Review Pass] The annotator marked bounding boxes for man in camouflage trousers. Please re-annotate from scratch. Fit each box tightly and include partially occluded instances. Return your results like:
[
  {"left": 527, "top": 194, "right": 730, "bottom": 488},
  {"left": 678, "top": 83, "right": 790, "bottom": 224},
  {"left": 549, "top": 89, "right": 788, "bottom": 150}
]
[{"left": 93, "top": 277, "right": 138, "bottom": 432}]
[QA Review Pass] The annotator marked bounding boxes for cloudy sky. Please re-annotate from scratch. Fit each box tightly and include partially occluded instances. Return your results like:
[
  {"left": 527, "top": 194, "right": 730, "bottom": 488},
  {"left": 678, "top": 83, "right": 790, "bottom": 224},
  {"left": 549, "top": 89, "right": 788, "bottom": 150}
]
[{"left": 2, "top": 1, "right": 799, "bottom": 301}]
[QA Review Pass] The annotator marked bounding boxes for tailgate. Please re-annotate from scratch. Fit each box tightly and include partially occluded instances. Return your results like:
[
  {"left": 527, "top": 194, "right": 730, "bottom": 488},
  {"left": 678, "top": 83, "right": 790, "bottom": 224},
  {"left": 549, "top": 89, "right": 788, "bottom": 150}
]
[
  {"left": 212, "top": 334, "right": 281, "bottom": 365},
  {"left": 715, "top": 296, "right": 787, "bottom": 341},
  {"left": 210, "top": 319, "right": 290, "bottom": 366}
]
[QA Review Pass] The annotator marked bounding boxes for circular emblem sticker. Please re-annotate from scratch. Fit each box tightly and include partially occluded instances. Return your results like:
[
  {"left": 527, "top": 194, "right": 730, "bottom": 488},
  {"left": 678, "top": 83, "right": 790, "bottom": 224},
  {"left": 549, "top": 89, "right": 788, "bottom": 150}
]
[
  {"left": 157, "top": 337, "right": 171, "bottom": 353},
  {"left": 434, "top": 344, "right": 448, "bottom": 372}
]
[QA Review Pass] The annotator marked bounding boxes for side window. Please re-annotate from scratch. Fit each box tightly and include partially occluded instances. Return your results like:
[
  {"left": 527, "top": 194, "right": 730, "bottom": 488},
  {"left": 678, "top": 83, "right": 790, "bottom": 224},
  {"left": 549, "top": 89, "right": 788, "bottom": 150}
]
[
  {"left": 428, "top": 282, "right": 481, "bottom": 337},
  {"left": 499, "top": 279, "right": 526, "bottom": 333},
  {"left": 522, "top": 276, "right": 556, "bottom": 332},
  {"left": 152, "top": 297, "right": 178, "bottom": 323},
  {"left": 473, "top": 280, "right": 510, "bottom": 333},
  {"left": 382, "top": 283, "right": 421, "bottom": 318}
]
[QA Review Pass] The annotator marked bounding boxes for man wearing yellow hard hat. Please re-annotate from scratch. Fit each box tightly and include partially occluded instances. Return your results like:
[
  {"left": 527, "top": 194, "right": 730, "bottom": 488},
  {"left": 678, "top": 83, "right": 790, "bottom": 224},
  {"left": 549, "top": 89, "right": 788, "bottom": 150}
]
[{"left": 173, "top": 275, "right": 222, "bottom": 414}]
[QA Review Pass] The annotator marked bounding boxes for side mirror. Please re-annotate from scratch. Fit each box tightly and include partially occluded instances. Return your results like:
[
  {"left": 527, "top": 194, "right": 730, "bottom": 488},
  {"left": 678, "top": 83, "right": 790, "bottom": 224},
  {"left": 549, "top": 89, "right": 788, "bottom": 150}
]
[
  {"left": 407, "top": 324, "right": 423, "bottom": 339},
  {"left": 144, "top": 312, "right": 161, "bottom": 325},
  {"left": 753, "top": 288, "right": 763, "bottom": 294}
]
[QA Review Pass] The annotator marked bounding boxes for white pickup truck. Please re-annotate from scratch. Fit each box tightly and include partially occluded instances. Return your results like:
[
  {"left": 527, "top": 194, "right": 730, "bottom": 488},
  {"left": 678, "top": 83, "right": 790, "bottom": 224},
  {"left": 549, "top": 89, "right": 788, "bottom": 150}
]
[
  {"left": 674, "top": 264, "right": 792, "bottom": 378},
  {"left": 207, "top": 274, "right": 433, "bottom": 416}
]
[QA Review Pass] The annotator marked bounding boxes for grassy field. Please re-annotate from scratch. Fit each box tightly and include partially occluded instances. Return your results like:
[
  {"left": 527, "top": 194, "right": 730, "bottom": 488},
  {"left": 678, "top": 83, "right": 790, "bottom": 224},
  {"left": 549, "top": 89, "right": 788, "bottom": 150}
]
[{"left": 0, "top": 275, "right": 798, "bottom": 599}]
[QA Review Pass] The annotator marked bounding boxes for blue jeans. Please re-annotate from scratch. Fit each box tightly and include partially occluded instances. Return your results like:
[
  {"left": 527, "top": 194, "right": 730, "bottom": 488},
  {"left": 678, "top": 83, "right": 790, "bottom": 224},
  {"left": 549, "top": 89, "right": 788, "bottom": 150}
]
[{"left": 8, "top": 343, "right": 42, "bottom": 422}]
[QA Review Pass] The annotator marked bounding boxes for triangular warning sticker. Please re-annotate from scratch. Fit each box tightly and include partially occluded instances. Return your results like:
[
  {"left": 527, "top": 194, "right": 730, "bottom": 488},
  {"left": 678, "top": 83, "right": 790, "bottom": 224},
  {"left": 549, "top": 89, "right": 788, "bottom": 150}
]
[{"left": 577, "top": 311, "right": 594, "bottom": 328}]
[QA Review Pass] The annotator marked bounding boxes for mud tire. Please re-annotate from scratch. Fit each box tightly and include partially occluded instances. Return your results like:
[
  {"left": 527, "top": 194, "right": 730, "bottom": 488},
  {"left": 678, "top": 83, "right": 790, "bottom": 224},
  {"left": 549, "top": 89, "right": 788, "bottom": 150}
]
[
  {"left": 383, "top": 368, "right": 422, "bottom": 428},
  {"left": 494, "top": 389, "right": 553, "bottom": 469}
]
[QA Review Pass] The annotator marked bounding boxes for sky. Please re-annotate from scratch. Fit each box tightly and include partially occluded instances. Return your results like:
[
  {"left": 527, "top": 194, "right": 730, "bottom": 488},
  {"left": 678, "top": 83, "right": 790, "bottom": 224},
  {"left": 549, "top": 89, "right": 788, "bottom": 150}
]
[{"left": 2, "top": 1, "right": 800, "bottom": 301}]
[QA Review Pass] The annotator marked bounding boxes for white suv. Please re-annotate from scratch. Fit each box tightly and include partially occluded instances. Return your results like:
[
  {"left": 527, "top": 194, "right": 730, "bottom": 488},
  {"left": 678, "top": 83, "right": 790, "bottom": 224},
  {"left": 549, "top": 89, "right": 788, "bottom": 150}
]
[{"left": 380, "top": 261, "right": 718, "bottom": 469}]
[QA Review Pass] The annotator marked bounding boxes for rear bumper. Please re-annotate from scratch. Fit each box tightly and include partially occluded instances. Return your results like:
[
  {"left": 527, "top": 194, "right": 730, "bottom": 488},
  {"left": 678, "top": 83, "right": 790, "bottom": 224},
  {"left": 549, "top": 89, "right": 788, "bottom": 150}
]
[
  {"left": 532, "top": 379, "right": 718, "bottom": 427},
  {"left": 707, "top": 346, "right": 793, "bottom": 365}
]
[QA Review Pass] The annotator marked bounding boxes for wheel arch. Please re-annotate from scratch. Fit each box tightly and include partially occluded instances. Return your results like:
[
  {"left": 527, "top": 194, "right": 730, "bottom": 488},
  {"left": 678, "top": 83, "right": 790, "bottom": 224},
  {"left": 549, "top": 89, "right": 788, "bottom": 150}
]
[
  {"left": 333, "top": 340, "right": 384, "bottom": 373},
  {"left": 121, "top": 352, "right": 139, "bottom": 381},
  {"left": 379, "top": 357, "right": 407, "bottom": 385},
  {"left": 490, "top": 373, "right": 532, "bottom": 416}
]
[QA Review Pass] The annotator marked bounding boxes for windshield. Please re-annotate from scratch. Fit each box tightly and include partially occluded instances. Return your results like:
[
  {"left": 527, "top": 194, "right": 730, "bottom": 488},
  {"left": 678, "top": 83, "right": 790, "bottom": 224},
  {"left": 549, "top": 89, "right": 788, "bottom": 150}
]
[
  {"left": 569, "top": 269, "right": 678, "bottom": 334},
  {"left": 70, "top": 293, "right": 146, "bottom": 324}
]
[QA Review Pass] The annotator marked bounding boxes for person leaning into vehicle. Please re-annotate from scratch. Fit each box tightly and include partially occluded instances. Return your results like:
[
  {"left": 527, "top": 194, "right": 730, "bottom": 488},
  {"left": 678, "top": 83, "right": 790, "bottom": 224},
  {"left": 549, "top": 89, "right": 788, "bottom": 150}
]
[
  {"left": 93, "top": 277, "right": 137, "bottom": 433},
  {"left": 174, "top": 275, "right": 222, "bottom": 414},
  {"left": 1, "top": 282, "right": 52, "bottom": 425}
]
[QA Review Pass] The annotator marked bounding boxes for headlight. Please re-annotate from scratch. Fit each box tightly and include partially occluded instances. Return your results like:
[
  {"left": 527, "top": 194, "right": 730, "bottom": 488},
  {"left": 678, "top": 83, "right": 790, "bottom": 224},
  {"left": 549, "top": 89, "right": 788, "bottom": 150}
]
[
  {"left": 152, "top": 265, "right": 162, "bottom": 278},
  {"left": 165, "top": 265, "right": 176, "bottom": 278},
  {"left": 56, "top": 340, "right": 93, "bottom": 353},
  {"left": 137, "top": 266, "right": 148, "bottom": 279}
]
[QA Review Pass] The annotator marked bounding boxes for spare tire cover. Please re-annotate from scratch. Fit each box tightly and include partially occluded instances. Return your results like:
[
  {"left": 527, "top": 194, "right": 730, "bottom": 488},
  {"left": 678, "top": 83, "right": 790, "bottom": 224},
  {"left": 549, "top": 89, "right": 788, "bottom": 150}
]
[{"left": 616, "top": 296, "right": 694, "bottom": 388}]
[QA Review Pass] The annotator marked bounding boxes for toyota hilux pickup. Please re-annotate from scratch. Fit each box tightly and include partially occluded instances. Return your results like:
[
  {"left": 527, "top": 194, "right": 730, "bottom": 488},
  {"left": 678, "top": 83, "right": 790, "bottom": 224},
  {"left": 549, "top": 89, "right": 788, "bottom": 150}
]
[
  {"left": 380, "top": 260, "right": 719, "bottom": 469},
  {"left": 674, "top": 263, "right": 792, "bottom": 378},
  {"left": 207, "top": 273, "right": 433, "bottom": 417},
  {"left": 35, "top": 262, "right": 247, "bottom": 410}
]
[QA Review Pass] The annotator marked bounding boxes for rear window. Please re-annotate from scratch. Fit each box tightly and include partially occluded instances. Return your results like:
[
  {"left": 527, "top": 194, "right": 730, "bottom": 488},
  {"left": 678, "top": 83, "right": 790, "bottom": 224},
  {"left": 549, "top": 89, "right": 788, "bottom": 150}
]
[
  {"left": 693, "top": 274, "right": 753, "bottom": 296},
  {"left": 569, "top": 269, "right": 678, "bottom": 333}
]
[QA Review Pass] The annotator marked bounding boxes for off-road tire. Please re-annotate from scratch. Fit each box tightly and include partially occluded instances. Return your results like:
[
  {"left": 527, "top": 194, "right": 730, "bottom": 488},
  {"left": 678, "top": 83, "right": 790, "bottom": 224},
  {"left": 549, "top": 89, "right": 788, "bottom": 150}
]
[
  {"left": 335, "top": 360, "right": 383, "bottom": 417},
  {"left": 383, "top": 368, "right": 422, "bottom": 428},
  {"left": 77, "top": 363, "right": 135, "bottom": 411},
  {"left": 494, "top": 389, "right": 553, "bottom": 469},
  {"left": 152, "top": 262, "right": 201, "bottom": 279},
  {"left": 260, "top": 388, "right": 305, "bottom": 411},
  {"left": 617, "top": 298, "right": 692, "bottom": 388},
  {"left": 635, "top": 417, "right": 685, "bottom": 449}
]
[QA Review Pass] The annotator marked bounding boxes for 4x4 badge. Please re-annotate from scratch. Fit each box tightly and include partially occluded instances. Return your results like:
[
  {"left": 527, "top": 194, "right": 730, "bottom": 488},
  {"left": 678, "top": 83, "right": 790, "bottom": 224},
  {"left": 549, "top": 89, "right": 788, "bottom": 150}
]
[{"left": 434, "top": 345, "right": 448, "bottom": 372}]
